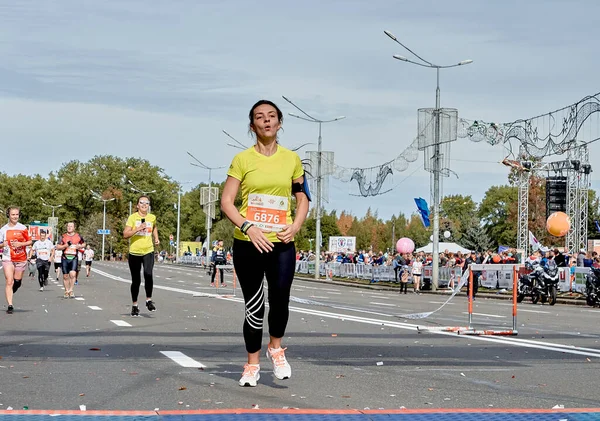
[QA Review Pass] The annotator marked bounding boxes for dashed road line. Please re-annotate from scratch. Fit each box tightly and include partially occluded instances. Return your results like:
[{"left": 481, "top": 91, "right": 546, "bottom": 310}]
[{"left": 160, "top": 351, "right": 206, "bottom": 368}]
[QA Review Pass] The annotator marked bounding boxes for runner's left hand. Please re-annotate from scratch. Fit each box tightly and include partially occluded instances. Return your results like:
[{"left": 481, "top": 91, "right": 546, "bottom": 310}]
[{"left": 276, "top": 224, "right": 299, "bottom": 244}]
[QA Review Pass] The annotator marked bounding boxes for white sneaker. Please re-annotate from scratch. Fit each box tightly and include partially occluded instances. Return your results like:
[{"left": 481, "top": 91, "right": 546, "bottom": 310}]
[
  {"left": 39, "top": 287, "right": 44, "bottom": 292},
  {"left": 266, "top": 346, "right": 291, "bottom": 380},
  {"left": 239, "top": 364, "right": 260, "bottom": 387}
]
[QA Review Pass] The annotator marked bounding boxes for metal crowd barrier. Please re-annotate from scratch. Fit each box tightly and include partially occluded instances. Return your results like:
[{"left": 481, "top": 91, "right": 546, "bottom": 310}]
[
  {"left": 294, "top": 261, "right": 481, "bottom": 286},
  {"left": 179, "top": 255, "right": 207, "bottom": 266}
]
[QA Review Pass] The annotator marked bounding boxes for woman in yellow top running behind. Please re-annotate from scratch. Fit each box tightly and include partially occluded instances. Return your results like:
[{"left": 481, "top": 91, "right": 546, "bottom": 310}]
[
  {"left": 221, "top": 99, "right": 310, "bottom": 387},
  {"left": 123, "top": 195, "right": 160, "bottom": 317}
]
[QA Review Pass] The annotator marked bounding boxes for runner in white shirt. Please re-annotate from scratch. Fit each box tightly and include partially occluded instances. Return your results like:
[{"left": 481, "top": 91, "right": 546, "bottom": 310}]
[
  {"left": 83, "top": 245, "right": 94, "bottom": 277},
  {"left": 411, "top": 257, "right": 423, "bottom": 294},
  {"left": 30, "top": 230, "right": 54, "bottom": 291},
  {"left": 53, "top": 248, "right": 63, "bottom": 281}
]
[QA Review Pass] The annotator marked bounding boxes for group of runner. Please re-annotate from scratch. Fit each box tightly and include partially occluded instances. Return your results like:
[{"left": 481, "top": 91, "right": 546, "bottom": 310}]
[
  {"left": 1, "top": 99, "right": 309, "bottom": 388},
  {"left": 0, "top": 212, "right": 97, "bottom": 312},
  {"left": 1, "top": 196, "right": 159, "bottom": 319}
]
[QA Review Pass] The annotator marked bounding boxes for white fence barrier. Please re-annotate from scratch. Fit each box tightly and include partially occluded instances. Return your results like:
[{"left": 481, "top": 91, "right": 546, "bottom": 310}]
[
  {"left": 179, "top": 258, "right": 590, "bottom": 293},
  {"left": 295, "top": 261, "right": 464, "bottom": 286},
  {"left": 179, "top": 255, "right": 207, "bottom": 266}
]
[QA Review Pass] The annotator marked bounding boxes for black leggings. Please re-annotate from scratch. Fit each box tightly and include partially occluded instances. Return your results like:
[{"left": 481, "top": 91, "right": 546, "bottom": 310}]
[
  {"left": 128, "top": 252, "right": 154, "bottom": 303},
  {"left": 37, "top": 261, "right": 50, "bottom": 287},
  {"left": 210, "top": 265, "right": 224, "bottom": 284},
  {"left": 232, "top": 239, "right": 296, "bottom": 354}
]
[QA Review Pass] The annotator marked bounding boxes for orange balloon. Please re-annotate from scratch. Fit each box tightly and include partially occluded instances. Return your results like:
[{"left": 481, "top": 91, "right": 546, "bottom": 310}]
[
  {"left": 492, "top": 255, "right": 501, "bottom": 263},
  {"left": 546, "top": 211, "right": 571, "bottom": 237}
]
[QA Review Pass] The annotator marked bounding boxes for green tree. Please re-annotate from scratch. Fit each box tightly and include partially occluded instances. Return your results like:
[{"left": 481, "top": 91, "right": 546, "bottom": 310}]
[
  {"left": 478, "top": 185, "right": 518, "bottom": 247},
  {"left": 460, "top": 218, "right": 494, "bottom": 252},
  {"left": 440, "top": 195, "right": 477, "bottom": 241},
  {"left": 405, "top": 214, "right": 430, "bottom": 248}
]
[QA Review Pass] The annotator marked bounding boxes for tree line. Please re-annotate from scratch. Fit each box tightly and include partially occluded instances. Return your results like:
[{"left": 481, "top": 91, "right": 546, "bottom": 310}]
[{"left": 0, "top": 155, "right": 597, "bottom": 256}]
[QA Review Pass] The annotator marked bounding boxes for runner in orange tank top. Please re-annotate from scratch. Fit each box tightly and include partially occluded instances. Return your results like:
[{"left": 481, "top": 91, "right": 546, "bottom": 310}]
[{"left": 0, "top": 206, "right": 33, "bottom": 314}]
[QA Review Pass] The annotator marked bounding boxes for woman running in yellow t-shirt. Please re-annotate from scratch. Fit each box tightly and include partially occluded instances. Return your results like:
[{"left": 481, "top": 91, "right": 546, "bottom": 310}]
[
  {"left": 123, "top": 196, "right": 160, "bottom": 317},
  {"left": 221, "top": 99, "right": 310, "bottom": 387}
]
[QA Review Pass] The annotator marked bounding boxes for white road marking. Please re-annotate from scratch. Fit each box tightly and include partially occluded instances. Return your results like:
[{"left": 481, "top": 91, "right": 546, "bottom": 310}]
[
  {"left": 88, "top": 306, "right": 102, "bottom": 310},
  {"left": 519, "top": 309, "right": 551, "bottom": 314},
  {"left": 369, "top": 302, "right": 397, "bottom": 307},
  {"left": 92, "top": 266, "right": 600, "bottom": 359},
  {"left": 160, "top": 351, "right": 206, "bottom": 368},
  {"left": 462, "top": 312, "right": 506, "bottom": 318},
  {"left": 75, "top": 297, "right": 85, "bottom": 301},
  {"left": 111, "top": 320, "right": 132, "bottom": 327}
]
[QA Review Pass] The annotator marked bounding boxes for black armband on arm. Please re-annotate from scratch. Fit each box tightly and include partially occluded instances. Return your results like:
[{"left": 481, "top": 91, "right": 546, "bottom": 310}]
[{"left": 292, "top": 179, "right": 312, "bottom": 201}]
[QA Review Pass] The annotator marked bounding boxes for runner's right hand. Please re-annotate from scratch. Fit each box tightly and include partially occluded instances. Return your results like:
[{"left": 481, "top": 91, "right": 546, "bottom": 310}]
[{"left": 246, "top": 226, "right": 273, "bottom": 253}]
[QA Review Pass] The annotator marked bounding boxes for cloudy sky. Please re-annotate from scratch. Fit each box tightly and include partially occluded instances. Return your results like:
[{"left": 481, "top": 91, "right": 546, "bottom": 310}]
[{"left": 1, "top": 0, "right": 599, "bottom": 220}]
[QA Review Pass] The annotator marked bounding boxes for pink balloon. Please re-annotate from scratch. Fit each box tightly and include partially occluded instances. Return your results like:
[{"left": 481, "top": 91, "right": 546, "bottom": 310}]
[{"left": 396, "top": 237, "right": 415, "bottom": 254}]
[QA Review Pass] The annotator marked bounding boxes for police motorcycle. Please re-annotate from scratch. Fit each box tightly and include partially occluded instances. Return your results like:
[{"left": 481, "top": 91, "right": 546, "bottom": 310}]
[
  {"left": 517, "top": 259, "right": 559, "bottom": 305},
  {"left": 584, "top": 266, "right": 600, "bottom": 307}
]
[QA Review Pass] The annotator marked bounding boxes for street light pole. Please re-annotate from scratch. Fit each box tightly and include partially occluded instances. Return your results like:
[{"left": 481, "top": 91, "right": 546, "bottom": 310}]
[
  {"left": 432, "top": 67, "right": 442, "bottom": 293},
  {"left": 40, "top": 197, "right": 62, "bottom": 217},
  {"left": 186, "top": 153, "right": 225, "bottom": 262},
  {"left": 384, "top": 29, "right": 472, "bottom": 290},
  {"left": 177, "top": 189, "right": 181, "bottom": 262},
  {"left": 282, "top": 95, "right": 345, "bottom": 280},
  {"left": 91, "top": 190, "right": 115, "bottom": 261},
  {"left": 172, "top": 180, "right": 193, "bottom": 263}
]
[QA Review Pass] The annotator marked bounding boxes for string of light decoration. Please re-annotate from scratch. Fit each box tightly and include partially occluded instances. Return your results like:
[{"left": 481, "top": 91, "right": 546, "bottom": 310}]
[{"left": 324, "top": 92, "right": 600, "bottom": 197}]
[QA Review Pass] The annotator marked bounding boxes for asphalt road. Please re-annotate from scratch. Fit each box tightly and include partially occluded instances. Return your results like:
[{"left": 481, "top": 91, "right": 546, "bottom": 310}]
[{"left": 1, "top": 261, "right": 600, "bottom": 411}]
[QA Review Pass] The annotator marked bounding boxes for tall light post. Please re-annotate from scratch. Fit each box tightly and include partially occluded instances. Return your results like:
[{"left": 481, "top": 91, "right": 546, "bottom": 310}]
[
  {"left": 282, "top": 95, "right": 345, "bottom": 280},
  {"left": 40, "top": 197, "right": 62, "bottom": 217},
  {"left": 172, "top": 180, "right": 193, "bottom": 262},
  {"left": 385, "top": 29, "right": 472, "bottom": 290},
  {"left": 128, "top": 180, "right": 157, "bottom": 214},
  {"left": 187, "top": 152, "right": 225, "bottom": 261},
  {"left": 90, "top": 190, "right": 116, "bottom": 261},
  {"left": 128, "top": 180, "right": 157, "bottom": 196}
]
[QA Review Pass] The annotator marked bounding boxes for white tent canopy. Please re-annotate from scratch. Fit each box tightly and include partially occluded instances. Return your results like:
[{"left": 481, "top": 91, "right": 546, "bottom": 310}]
[{"left": 416, "top": 242, "right": 472, "bottom": 254}]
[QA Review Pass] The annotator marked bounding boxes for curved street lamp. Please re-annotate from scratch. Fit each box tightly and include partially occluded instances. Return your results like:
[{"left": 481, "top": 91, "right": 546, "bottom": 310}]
[
  {"left": 385, "top": 29, "right": 472, "bottom": 291},
  {"left": 282, "top": 95, "right": 345, "bottom": 280},
  {"left": 90, "top": 190, "right": 116, "bottom": 261}
]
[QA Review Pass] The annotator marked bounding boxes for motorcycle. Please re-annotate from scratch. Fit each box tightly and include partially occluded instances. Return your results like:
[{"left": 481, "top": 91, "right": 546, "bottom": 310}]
[
  {"left": 537, "top": 260, "right": 559, "bottom": 305},
  {"left": 585, "top": 267, "right": 600, "bottom": 307},
  {"left": 517, "top": 260, "right": 559, "bottom": 305}
]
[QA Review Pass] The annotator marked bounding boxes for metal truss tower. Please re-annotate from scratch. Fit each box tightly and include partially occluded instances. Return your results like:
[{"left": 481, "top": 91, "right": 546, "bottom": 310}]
[
  {"left": 577, "top": 145, "right": 591, "bottom": 252},
  {"left": 517, "top": 169, "right": 530, "bottom": 256},
  {"left": 565, "top": 145, "right": 580, "bottom": 253}
]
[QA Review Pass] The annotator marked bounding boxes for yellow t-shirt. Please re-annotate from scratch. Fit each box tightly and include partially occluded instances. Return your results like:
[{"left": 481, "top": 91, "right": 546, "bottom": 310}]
[
  {"left": 227, "top": 145, "right": 304, "bottom": 243},
  {"left": 126, "top": 212, "right": 157, "bottom": 255}
]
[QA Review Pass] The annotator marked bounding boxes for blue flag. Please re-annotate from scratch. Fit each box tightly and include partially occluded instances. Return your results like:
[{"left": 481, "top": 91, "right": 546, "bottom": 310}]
[
  {"left": 414, "top": 197, "right": 431, "bottom": 228},
  {"left": 595, "top": 220, "right": 600, "bottom": 233}
]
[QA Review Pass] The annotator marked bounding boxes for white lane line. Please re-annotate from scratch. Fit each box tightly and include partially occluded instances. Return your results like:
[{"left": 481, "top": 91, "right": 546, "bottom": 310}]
[
  {"left": 75, "top": 297, "right": 85, "bottom": 301},
  {"left": 519, "top": 309, "right": 551, "bottom": 314},
  {"left": 369, "top": 302, "right": 397, "bottom": 307},
  {"left": 310, "top": 296, "right": 330, "bottom": 299},
  {"left": 160, "top": 351, "right": 206, "bottom": 368},
  {"left": 92, "top": 268, "right": 600, "bottom": 359},
  {"left": 111, "top": 320, "right": 132, "bottom": 327},
  {"left": 462, "top": 312, "right": 506, "bottom": 318},
  {"left": 429, "top": 301, "right": 455, "bottom": 305},
  {"left": 88, "top": 306, "right": 102, "bottom": 310}
]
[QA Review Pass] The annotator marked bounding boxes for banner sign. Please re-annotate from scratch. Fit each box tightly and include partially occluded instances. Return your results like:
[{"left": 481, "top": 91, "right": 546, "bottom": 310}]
[{"left": 328, "top": 236, "right": 356, "bottom": 253}]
